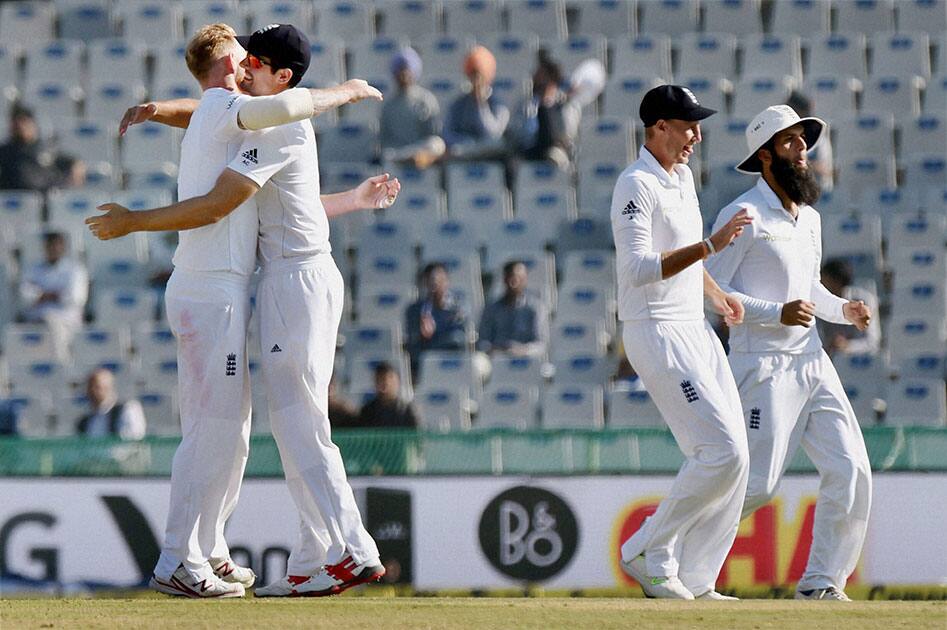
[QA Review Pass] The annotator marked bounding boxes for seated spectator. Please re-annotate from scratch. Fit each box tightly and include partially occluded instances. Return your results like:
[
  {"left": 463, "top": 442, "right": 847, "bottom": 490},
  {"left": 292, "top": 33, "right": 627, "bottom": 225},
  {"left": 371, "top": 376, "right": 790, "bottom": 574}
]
[
  {"left": 0, "top": 398, "right": 20, "bottom": 435},
  {"left": 506, "top": 49, "right": 582, "bottom": 170},
  {"left": 405, "top": 262, "right": 470, "bottom": 380},
  {"left": 787, "top": 90, "right": 834, "bottom": 192},
  {"left": 477, "top": 260, "right": 548, "bottom": 357},
  {"left": 818, "top": 258, "right": 880, "bottom": 356},
  {"left": 76, "top": 368, "right": 146, "bottom": 439},
  {"left": 443, "top": 46, "right": 510, "bottom": 160},
  {"left": 18, "top": 231, "right": 88, "bottom": 361},
  {"left": 0, "top": 104, "right": 84, "bottom": 191},
  {"left": 379, "top": 46, "right": 446, "bottom": 170},
  {"left": 328, "top": 374, "right": 360, "bottom": 429},
  {"left": 357, "top": 362, "right": 419, "bottom": 429}
]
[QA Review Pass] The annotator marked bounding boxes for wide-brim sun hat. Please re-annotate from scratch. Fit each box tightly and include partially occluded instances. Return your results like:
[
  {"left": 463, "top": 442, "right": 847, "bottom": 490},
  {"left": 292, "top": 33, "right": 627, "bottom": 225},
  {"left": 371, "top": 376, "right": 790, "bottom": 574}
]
[{"left": 735, "top": 104, "right": 826, "bottom": 174}]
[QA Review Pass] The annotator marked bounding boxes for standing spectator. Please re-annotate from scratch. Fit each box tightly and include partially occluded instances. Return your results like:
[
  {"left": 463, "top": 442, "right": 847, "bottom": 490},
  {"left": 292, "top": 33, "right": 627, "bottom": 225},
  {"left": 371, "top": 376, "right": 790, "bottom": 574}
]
[
  {"left": 0, "top": 398, "right": 20, "bottom": 435},
  {"left": 405, "top": 262, "right": 469, "bottom": 381},
  {"left": 357, "top": 362, "right": 419, "bottom": 429},
  {"left": 18, "top": 231, "right": 88, "bottom": 361},
  {"left": 0, "top": 104, "right": 84, "bottom": 191},
  {"left": 76, "top": 368, "right": 146, "bottom": 439},
  {"left": 507, "top": 49, "right": 582, "bottom": 170},
  {"left": 477, "top": 260, "right": 547, "bottom": 357},
  {"left": 818, "top": 258, "right": 881, "bottom": 356},
  {"left": 443, "top": 46, "right": 510, "bottom": 160},
  {"left": 379, "top": 47, "right": 445, "bottom": 170}
]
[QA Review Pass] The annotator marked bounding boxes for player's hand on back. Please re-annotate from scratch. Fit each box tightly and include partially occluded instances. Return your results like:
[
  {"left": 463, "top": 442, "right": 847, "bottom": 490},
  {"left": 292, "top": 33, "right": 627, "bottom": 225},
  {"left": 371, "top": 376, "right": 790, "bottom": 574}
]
[
  {"left": 709, "top": 207, "right": 752, "bottom": 252},
  {"left": 708, "top": 290, "right": 744, "bottom": 327},
  {"left": 355, "top": 173, "right": 402, "bottom": 209},
  {"left": 119, "top": 103, "right": 158, "bottom": 136},
  {"left": 781, "top": 299, "right": 815, "bottom": 327},
  {"left": 85, "top": 203, "right": 132, "bottom": 240},
  {"left": 342, "top": 79, "right": 383, "bottom": 104}
]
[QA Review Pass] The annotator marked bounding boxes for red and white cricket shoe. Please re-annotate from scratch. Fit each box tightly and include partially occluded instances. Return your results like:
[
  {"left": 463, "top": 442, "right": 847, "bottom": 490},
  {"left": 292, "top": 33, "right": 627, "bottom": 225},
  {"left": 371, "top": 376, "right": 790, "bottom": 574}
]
[
  {"left": 211, "top": 557, "right": 257, "bottom": 588},
  {"left": 150, "top": 564, "right": 246, "bottom": 598},
  {"left": 295, "top": 555, "right": 385, "bottom": 596}
]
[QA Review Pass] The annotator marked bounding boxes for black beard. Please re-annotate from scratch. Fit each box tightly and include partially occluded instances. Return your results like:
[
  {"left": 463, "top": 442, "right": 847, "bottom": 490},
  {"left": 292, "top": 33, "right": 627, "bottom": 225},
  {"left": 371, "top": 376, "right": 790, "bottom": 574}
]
[{"left": 770, "top": 153, "right": 821, "bottom": 205}]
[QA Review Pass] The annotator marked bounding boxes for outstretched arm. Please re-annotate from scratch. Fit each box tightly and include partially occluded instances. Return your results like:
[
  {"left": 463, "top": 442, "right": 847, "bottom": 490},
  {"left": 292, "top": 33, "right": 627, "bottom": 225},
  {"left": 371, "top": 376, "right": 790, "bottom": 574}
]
[
  {"left": 119, "top": 80, "right": 383, "bottom": 134},
  {"left": 322, "top": 174, "right": 401, "bottom": 218},
  {"left": 86, "top": 169, "right": 259, "bottom": 239}
]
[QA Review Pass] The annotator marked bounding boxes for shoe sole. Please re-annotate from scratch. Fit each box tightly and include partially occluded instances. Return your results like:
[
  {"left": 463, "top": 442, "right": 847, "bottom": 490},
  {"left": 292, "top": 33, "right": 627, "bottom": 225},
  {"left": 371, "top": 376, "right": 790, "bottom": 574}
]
[
  {"left": 290, "top": 567, "right": 387, "bottom": 598},
  {"left": 150, "top": 576, "right": 245, "bottom": 599}
]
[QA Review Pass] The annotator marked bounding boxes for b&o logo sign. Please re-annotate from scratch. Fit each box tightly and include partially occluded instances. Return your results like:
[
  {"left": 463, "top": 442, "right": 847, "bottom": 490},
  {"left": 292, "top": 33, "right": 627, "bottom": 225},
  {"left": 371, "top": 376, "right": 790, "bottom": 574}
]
[{"left": 478, "top": 486, "right": 578, "bottom": 581}]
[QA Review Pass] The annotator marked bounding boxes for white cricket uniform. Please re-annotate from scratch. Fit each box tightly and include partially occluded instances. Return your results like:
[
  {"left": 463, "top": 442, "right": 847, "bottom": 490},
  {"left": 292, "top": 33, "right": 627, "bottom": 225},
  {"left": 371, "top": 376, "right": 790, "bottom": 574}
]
[
  {"left": 154, "top": 88, "right": 260, "bottom": 582},
  {"left": 611, "top": 147, "right": 748, "bottom": 596},
  {"left": 706, "top": 179, "right": 872, "bottom": 592},
  {"left": 228, "top": 119, "right": 379, "bottom": 573}
]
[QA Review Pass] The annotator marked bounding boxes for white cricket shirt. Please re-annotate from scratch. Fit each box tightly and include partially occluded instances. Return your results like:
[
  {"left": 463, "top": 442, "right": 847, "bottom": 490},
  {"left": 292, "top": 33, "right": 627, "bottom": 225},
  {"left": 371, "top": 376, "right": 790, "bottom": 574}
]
[
  {"left": 227, "top": 119, "right": 330, "bottom": 266},
  {"left": 706, "top": 178, "right": 849, "bottom": 354},
  {"left": 610, "top": 146, "right": 704, "bottom": 322},
  {"left": 172, "top": 88, "right": 260, "bottom": 277}
]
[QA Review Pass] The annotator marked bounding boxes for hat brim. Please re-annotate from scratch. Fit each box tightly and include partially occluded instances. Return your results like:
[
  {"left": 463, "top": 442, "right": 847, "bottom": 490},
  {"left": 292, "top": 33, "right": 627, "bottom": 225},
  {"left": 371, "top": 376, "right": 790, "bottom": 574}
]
[
  {"left": 235, "top": 35, "right": 251, "bottom": 49},
  {"left": 736, "top": 117, "right": 826, "bottom": 174},
  {"left": 645, "top": 105, "right": 717, "bottom": 127}
]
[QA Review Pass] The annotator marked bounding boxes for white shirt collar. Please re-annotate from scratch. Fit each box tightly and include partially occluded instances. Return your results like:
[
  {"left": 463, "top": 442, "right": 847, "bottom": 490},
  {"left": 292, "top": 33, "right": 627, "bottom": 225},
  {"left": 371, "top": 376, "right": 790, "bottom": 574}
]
[
  {"left": 639, "top": 146, "right": 684, "bottom": 189},
  {"left": 755, "top": 177, "right": 811, "bottom": 221}
]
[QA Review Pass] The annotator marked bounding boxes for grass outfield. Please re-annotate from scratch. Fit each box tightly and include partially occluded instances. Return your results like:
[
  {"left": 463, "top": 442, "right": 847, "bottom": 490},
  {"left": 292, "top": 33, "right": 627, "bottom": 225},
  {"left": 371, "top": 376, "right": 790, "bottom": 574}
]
[{"left": 2, "top": 597, "right": 946, "bottom": 630}]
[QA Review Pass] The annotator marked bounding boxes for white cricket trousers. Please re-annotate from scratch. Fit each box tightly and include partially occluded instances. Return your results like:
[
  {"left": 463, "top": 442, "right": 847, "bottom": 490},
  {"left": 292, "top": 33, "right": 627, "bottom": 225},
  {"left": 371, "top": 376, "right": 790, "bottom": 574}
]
[
  {"left": 620, "top": 319, "right": 749, "bottom": 596},
  {"left": 155, "top": 269, "right": 252, "bottom": 580},
  {"left": 257, "top": 255, "right": 379, "bottom": 574},
  {"left": 729, "top": 350, "right": 872, "bottom": 591}
]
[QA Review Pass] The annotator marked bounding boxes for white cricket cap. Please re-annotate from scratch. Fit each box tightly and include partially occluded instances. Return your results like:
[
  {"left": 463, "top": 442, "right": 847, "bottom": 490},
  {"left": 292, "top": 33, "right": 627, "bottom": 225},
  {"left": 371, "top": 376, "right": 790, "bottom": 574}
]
[{"left": 736, "top": 104, "right": 826, "bottom": 174}]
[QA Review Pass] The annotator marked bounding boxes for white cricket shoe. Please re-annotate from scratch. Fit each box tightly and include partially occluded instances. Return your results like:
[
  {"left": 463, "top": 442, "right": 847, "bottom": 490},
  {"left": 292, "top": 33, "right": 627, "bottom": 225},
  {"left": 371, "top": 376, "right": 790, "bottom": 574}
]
[
  {"left": 150, "top": 564, "right": 245, "bottom": 598},
  {"left": 253, "top": 575, "right": 311, "bottom": 597},
  {"left": 620, "top": 554, "right": 695, "bottom": 600},
  {"left": 292, "top": 555, "right": 386, "bottom": 597},
  {"left": 795, "top": 586, "right": 852, "bottom": 601},
  {"left": 696, "top": 590, "right": 739, "bottom": 600},
  {"left": 211, "top": 557, "right": 256, "bottom": 588}
]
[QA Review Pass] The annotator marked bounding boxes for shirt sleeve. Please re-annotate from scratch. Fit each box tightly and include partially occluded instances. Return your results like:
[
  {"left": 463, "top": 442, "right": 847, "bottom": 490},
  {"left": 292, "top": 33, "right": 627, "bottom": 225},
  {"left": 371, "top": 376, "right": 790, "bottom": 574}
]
[
  {"left": 810, "top": 214, "right": 849, "bottom": 324},
  {"left": 610, "top": 174, "right": 663, "bottom": 287},
  {"left": 705, "top": 203, "right": 783, "bottom": 325},
  {"left": 227, "top": 126, "right": 295, "bottom": 188},
  {"left": 211, "top": 92, "right": 253, "bottom": 143}
]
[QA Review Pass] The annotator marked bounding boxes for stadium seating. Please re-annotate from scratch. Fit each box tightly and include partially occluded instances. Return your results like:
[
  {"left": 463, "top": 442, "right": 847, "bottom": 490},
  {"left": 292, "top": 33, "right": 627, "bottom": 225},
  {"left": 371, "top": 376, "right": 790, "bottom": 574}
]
[
  {"left": 885, "top": 378, "right": 947, "bottom": 426},
  {"left": 316, "top": 2, "right": 375, "bottom": 40},
  {"left": 703, "top": 0, "right": 762, "bottom": 35},
  {"left": 476, "top": 383, "right": 539, "bottom": 430},
  {"left": 833, "top": 0, "right": 896, "bottom": 35},
  {"left": 444, "top": 0, "right": 502, "bottom": 34},
  {"left": 379, "top": 0, "right": 441, "bottom": 39},
  {"left": 808, "top": 32, "right": 868, "bottom": 79},
  {"left": 540, "top": 384, "right": 604, "bottom": 429},
  {"left": 507, "top": 0, "right": 567, "bottom": 40},
  {"left": 573, "top": 0, "right": 637, "bottom": 38},
  {"left": 607, "top": 387, "right": 665, "bottom": 428},
  {"left": 610, "top": 35, "right": 672, "bottom": 81},
  {"left": 638, "top": 0, "right": 698, "bottom": 36}
]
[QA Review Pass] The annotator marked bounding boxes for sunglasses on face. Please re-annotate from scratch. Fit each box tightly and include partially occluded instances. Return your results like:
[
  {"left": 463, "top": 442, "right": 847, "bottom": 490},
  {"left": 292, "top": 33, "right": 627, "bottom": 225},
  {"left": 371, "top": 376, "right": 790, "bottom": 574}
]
[{"left": 246, "top": 53, "right": 272, "bottom": 70}]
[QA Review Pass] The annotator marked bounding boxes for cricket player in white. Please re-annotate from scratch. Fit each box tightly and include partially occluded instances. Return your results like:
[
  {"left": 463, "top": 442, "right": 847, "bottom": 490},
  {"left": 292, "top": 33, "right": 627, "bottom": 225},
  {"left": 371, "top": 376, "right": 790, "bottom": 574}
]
[
  {"left": 611, "top": 85, "right": 753, "bottom": 600},
  {"left": 90, "top": 24, "right": 397, "bottom": 598},
  {"left": 706, "top": 105, "right": 872, "bottom": 601},
  {"left": 87, "top": 24, "right": 386, "bottom": 598}
]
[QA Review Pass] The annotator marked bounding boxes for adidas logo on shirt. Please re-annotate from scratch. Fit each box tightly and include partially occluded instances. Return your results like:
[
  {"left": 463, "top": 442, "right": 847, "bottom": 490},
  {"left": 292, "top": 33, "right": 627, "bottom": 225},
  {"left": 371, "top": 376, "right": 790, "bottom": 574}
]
[
  {"left": 241, "top": 148, "right": 258, "bottom": 165},
  {"left": 270, "top": 344, "right": 282, "bottom": 353}
]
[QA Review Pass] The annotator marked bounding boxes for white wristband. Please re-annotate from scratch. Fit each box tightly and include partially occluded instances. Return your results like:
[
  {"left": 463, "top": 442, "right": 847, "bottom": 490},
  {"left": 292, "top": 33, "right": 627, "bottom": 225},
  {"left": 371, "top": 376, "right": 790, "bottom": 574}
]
[
  {"left": 237, "top": 88, "right": 315, "bottom": 131},
  {"left": 702, "top": 237, "right": 716, "bottom": 256}
]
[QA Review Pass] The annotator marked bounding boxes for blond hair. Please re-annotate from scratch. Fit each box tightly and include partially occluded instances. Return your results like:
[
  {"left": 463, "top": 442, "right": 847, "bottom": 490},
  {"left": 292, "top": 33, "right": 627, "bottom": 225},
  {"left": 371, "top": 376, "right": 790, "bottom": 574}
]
[{"left": 185, "top": 23, "right": 238, "bottom": 81}]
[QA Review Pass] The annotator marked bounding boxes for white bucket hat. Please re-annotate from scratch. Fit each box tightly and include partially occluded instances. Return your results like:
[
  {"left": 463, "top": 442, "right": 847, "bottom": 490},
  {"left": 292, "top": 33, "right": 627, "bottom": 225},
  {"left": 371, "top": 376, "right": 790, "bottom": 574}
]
[{"left": 735, "top": 105, "right": 827, "bottom": 174}]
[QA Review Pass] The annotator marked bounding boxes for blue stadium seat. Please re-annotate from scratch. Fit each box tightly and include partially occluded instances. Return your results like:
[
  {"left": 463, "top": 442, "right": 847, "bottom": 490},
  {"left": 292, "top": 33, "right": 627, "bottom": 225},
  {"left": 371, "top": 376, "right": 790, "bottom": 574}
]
[
  {"left": 638, "top": 0, "right": 698, "bottom": 36},
  {"left": 885, "top": 378, "right": 947, "bottom": 426},
  {"left": 834, "top": 0, "right": 895, "bottom": 35},
  {"left": 610, "top": 36, "right": 672, "bottom": 81},
  {"left": 540, "top": 384, "right": 604, "bottom": 429},
  {"left": 607, "top": 388, "right": 665, "bottom": 428},
  {"left": 316, "top": 1, "right": 375, "bottom": 39},
  {"left": 445, "top": 0, "right": 502, "bottom": 34},
  {"left": 378, "top": 0, "right": 441, "bottom": 39},
  {"left": 118, "top": 2, "right": 183, "bottom": 45},
  {"left": 58, "top": 1, "right": 114, "bottom": 41},
  {"left": 477, "top": 383, "right": 539, "bottom": 430},
  {"left": 507, "top": 0, "right": 567, "bottom": 39},
  {"left": 573, "top": 0, "right": 636, "bottom": 38},
  {"left": 808, "top": 32, "right": 868, "bottom": 79}
]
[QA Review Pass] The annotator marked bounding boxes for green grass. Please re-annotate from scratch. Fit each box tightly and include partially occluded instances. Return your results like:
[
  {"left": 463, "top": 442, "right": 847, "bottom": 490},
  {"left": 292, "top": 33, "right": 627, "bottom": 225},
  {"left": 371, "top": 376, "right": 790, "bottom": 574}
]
[{"left": 2, "top": 596, "right": 945, "bottom": 630}]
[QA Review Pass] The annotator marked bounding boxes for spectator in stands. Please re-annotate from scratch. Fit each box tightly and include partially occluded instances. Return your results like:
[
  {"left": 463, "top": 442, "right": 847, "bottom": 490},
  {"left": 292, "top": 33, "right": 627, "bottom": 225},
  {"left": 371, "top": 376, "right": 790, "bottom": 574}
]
[
  {"left": 477, "top": 260, "right": 547, "bottom": 357},
  {"left": 17, "top": 231, "right": 88, "bottom": 361},
  {"left": 76, "top": 368, "right": 146, "bottom": 439},
  {"left": 787, "top": 91, "right": 833, "bottom": 192},
  {"left": 443, "top": 46, "right": 510, "bottom": 160},
  {"left": 357, "top": 362, "right": 419, "bottom": 429},
  {"left": 405, "top": 262, "right": 469, "bottom": 381},
  {"left": 0, "top": 398, "right": 20, "bottom": 435},
  {"left": 379, "top": 46, "right": 446, "bottom": 170},
  {"left": 819, "top": 258, "right": 881, "bottom": 356},
  {"left": 0, "top": 104, "right": 84, "bottom": 191},
  {"left": 328, "top": 374, "right": 360, "bottom": 428},
  {"left": 506, "top": 49, "right": 582, "bottom": 170}
]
